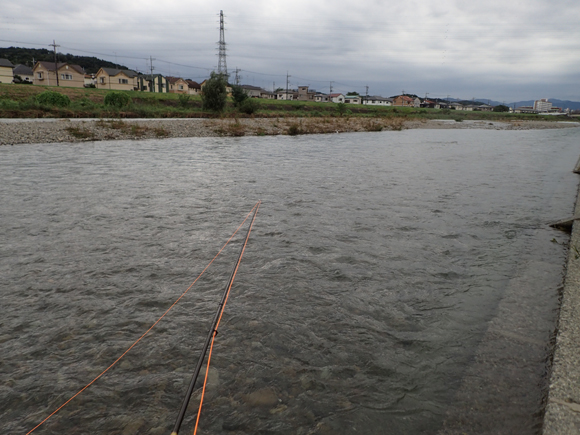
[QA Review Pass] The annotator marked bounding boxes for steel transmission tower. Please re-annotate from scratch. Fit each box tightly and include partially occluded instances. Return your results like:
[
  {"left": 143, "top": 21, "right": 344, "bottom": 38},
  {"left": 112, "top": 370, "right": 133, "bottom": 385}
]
[{"left": 217, "top": 10, "right": 228, "bottom": 78}]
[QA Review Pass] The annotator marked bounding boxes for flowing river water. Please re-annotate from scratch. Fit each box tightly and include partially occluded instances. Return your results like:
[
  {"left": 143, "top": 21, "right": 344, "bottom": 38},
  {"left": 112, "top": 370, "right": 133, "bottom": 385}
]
[{"left": 1, "top": 128, "right": 580, "bottom": 434}]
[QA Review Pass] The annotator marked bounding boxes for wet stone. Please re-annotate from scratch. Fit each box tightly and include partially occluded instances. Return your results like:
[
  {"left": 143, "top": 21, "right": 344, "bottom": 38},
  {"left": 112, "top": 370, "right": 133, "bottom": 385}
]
[{"left": 243, "top": 387, "right": 279, "bottom": 407}]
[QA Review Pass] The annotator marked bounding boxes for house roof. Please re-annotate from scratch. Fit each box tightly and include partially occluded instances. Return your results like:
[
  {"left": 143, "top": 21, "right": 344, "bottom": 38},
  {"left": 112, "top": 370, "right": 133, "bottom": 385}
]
[
  {"left": 99, "top": 67, "right": 138, "bottom": 78},
  {"left": 13, "top": 64, "right": 33, "bottom": 75},
  {"left": 363, "top": 96, "right": 393, "bottom": 101},
  {"left": 34, "top": 61, "right": 84, "bottom": 75},
  {"left": 330, "top": 93, "right": 344, "bottom": 97},
  {"left": 0, "top": 58, "right": 15, "bottom": 68},
  {"left": 241, "top": 84, "right": 263, "bottom": 90},
  {"left": 185, "top": 79, "right": 201, "bottom": 89},
  {"left": 166, "top": 76, "right": 187, "bottom": 84}
]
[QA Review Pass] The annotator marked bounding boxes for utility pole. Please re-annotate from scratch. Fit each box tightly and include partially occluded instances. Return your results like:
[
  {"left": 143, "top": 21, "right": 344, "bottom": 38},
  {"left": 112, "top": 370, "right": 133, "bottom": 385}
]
[
  {"left": 149, "top": 56, "right": 156, "bottom": 92},
  {"left": 286, "top": 71, "right": 290, "bottom": 100},
  {"left": 49, "top": 40, "right": 60, "bottom": 86},
  {"left": 329, "top": 81, "right": 333, "bottom": 102},
  {"left": 365, "top": 85, "right": 369, "bottom": 97},
  {"left": 217, "top": 10, "right": 228, "bottom": 78}
]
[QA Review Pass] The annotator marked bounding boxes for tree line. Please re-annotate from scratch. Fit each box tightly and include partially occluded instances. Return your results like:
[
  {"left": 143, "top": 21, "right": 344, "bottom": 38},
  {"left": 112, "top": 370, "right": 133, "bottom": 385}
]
[{"left": 0, "top": 47, "right": 127, "bottom": 74}]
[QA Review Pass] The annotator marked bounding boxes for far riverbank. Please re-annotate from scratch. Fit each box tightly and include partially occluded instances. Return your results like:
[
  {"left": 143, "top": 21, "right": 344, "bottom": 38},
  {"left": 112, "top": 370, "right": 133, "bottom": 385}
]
[{"left": 1, "top": 117, "right": 579, "bottom": 146}]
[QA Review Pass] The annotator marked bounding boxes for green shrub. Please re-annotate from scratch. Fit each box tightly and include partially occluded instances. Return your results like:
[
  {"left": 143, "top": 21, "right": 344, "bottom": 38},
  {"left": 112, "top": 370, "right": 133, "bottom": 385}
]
[
  {"left": 178, "top": 93, "right": 190, "bottom": 108},
  {"left": 335, "top": 102, "right": 346, "bottom": 116},
  {"left": 36, "top": 91, "right": 71, "bottom": 107},
  {"left": 0, "top": 99, "right": 19, "bottom": 110},
  {"left": 201, "top": 72, "right": 227, "bottom": 112},
  {"left": 238, "top": 98, "right": 259, "bottom": 115},
  {"left": 287, "top": 124, "right": 302, "bottom": 135},
  {"left": 231, "top": 85, "right": 248, "bottom": 107},
  {"left": 104, "top": 91, "right": 131, "bottom": 108}
]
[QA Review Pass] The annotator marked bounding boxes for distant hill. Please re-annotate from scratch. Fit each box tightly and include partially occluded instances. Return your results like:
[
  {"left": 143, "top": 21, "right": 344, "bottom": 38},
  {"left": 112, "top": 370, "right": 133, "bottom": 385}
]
[{"left": 0, "top": 47, "right": 128, "bottom": 74}]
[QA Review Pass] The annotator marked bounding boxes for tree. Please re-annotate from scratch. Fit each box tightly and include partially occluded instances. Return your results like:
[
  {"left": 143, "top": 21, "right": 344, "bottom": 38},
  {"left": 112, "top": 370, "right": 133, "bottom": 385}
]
[
  {"left": 493, "top": 104, "right": 510, "bottom": 112},
  {"left": 201, "top": 72, "right": 228, "bottom": 112},
  {"left": 348, "top": 91, "right": 360, "bottom": 96},
  {"left": 231, "top": 84, "right": 248, "bottom": 107}
]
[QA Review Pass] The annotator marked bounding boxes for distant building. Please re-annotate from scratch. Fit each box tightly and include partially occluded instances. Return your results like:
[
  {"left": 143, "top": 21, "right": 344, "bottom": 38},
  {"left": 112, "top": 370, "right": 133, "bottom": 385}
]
[
  {"left": 534, "top": 98, "right": 553, "bottom": 112},
  {"left": 330, "top": 93, "right": 345, "bottom": 103},
  {"left": 166, "top": 76, "right": 189, "bottom": 94},
  {"left": 315, "top": 93, "right": 330, "bottom": 103},
  {"left": 13, "top": 64, "right": 33, "bottom": 83},
  {"left": 95, "top": 68, "right": 139, "bottom": 91},
  {"left": 0, "top": 58, "right": 14, "bottom": 84},
  {"left": 393, "top": 95, "right": 415, "bottom": 107},
  {"left": 276, "top": 89, "right": 298, "bottom": 100},
  {"left": 297, "top": 86, "right": 316, "bottom": 101},
  {"left": 33, "top": 62, "right": 85, "bottom": 88},
  {"left": 240, "top": 85, "right": 264, "bottom": 98},
  {"left": 185, "top": 79, "right": 201, "bottom": 95},
  {"left": 514, "top": 106, "right": 537, "bottom": 114},
  {"left": 344, "top": 94, "right": 362, "bottom": 104},
  {"left": 362, "top": 96, "right": 393, "bottom": 106},
  {"left": 138, "top": 74, "right": 168, "bottom": 93}
]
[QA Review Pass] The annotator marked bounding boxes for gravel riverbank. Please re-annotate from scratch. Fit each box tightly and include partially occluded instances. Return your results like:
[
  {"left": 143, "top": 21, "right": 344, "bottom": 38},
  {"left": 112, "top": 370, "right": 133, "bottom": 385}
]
[{"left": 1, "top": 117, "right": 578, "bottom": 145}]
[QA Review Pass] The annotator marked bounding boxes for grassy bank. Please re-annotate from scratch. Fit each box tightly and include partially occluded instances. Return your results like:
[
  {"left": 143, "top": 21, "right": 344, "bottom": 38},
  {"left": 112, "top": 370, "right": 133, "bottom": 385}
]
[{"left": 0, "top": 83, "right": 569, "bottom": 122}]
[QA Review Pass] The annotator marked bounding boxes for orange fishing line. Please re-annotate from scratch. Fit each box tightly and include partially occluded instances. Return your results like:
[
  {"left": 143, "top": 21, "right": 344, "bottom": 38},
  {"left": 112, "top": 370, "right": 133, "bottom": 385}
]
[{"left": 25, "top": 202, "right": 260, "bottom": 435}]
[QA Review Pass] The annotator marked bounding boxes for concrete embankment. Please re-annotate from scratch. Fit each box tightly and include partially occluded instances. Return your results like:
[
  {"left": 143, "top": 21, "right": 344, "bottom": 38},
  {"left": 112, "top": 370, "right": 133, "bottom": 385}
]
[{"left": 543, "top": 170, "right": 580, "bottom": 434}]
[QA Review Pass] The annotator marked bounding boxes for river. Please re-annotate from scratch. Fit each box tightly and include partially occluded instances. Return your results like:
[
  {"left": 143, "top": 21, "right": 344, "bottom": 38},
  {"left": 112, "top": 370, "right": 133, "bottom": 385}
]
[{"left": 1, "top": 128, "right": 579, "bottom": 434}]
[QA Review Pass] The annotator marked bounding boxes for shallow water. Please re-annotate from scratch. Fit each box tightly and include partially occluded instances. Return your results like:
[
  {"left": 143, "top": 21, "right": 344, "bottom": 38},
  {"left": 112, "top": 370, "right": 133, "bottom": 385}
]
[{"left": 1, "top": 128, "right": 579, "bottom": 434}]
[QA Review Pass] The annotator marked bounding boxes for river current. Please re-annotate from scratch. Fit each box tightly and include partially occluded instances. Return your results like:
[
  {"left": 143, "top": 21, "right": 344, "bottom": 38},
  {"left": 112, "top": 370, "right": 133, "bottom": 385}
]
[{"left": 1, "top": 128, "right": 579, "bottom": 434}]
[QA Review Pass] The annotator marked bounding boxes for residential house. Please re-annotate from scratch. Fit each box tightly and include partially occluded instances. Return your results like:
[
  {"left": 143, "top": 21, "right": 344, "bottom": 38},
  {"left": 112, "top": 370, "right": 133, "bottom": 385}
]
[
  {"left": 0, "top": 58, "right": 15, "bottom": 84},
  {"left": 449, "top": 102, "right": 463, "bottom": 110},
  {"left": 392, "top": 95, "right": 415, "bottom": 107},
  {"left": 95, "top": 68, "right": 138, "bottom": 91},
  {"left": 362, "top": 96, "right": 393, "bottom": 106},
  {"left": 185, "top": 80, "right": 201, "bottom": 95},
  {"left": 345, "top": 94, "right": 361, "bottom": 104},
  {"left": 13, "top": 64, "right": 33, "bottom": 83},
  {"left": 434, "top": 101, "right": 450, "bottom": 109},
  {"left": 276, "top": 90, "right": 298, "bottom": 100},
  {"left": 330, "top": 93, "right": 345, "bottom": 103},
  {"left": 166, "top": 76, "right": 189, "bottom": 94},
  {"left": 138, "top": 74, "right": 168, "bottom": 93},
  {"left": 32, "top": 62, "right": 85, "bottom": 87},
  {"left": 240, "top": 85, "right": 264, "bottom": 98},
  {"left": 84, "top": 74, "right": 96, "bottom": 87},
  {"left": 315, "top": 93, "right": 330, "bottom": 103},
  {"left": 476, "top": 104, "right": 494, "bottom": 112},
  {"left": 259, "top": 90, "right": 275, "bottom": 99},
  {"left": 420, "top": 99, "right": 437, "bottom": 109},
  {"left": 297, "top": 86, "right": 316, "bottom": 101}
]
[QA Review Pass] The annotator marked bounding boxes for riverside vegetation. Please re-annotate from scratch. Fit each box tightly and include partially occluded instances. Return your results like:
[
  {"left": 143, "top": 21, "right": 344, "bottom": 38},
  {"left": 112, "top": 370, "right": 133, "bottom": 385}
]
[{"left": 0, "top": 84, "right": 576, "bottom": 144}]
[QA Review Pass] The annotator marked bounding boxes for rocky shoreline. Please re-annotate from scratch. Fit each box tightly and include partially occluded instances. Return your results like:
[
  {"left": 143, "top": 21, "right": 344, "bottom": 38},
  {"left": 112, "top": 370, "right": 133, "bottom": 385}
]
[{"left": 1, "top": 117, "right": 578, "bottom": 146}]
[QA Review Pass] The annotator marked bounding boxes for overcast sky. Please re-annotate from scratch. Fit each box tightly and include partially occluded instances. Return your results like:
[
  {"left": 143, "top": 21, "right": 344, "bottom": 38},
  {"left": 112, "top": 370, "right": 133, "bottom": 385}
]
[{"left": 2, "top": 0, "right": 579, "bottom": 102}]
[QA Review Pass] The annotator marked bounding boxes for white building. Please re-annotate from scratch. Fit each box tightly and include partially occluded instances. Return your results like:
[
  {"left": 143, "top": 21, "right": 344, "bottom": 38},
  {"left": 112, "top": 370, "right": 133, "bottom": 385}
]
[
  {"left": 362, "top": 96, "right": 393, "bottom": 106},
  {"left": 534, "top": 98, "right": 553, "bottom": 112}
]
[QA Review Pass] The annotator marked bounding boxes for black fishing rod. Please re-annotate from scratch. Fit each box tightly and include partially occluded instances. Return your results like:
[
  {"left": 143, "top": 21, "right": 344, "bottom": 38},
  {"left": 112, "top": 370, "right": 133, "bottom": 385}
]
[{"left": 171, "top": 202, "right": 260, "bottom": 435}]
